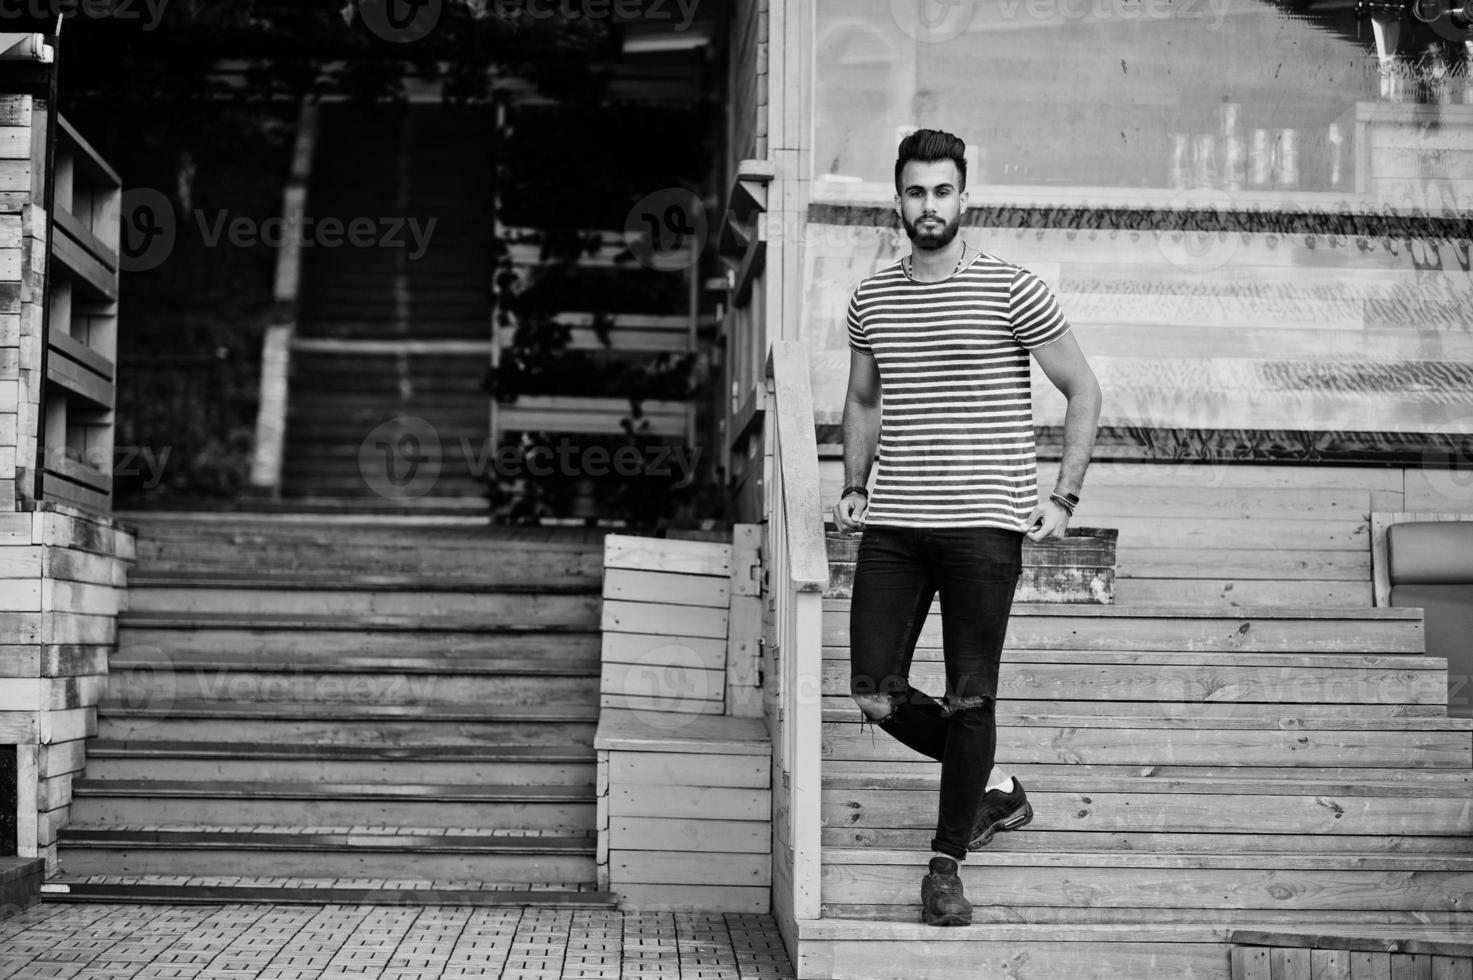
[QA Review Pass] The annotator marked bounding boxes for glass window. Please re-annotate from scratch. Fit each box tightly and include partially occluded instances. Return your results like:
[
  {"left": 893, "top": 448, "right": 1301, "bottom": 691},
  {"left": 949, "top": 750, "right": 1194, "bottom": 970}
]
[
  {"left": 815, "top": 0, "right": 1473, "bottom": 214},
  {"left": 806, "top": 0, "right": 1473, "bottom": 465}
]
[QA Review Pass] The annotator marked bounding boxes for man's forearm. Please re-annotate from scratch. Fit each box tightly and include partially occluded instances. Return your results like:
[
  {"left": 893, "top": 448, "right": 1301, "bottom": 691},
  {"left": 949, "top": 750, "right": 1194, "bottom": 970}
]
[
  {"left": 1053, "top": 387, "right": 1102, "bottom": 494},
  {"left": 843, "top": 400, "right": 881, "bottom": 489}
]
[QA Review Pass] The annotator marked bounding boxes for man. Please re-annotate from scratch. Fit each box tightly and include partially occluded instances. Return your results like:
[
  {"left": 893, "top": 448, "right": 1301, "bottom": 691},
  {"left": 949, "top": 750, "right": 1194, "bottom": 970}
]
[{"left": 833, "top": 129, "right": 1101, "bottom": 927}]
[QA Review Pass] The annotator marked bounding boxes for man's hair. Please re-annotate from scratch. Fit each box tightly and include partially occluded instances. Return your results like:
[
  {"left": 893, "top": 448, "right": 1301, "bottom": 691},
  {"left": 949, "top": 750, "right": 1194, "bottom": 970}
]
[{"left": 894, "top": 129, "right": 967, "bottom": 193}]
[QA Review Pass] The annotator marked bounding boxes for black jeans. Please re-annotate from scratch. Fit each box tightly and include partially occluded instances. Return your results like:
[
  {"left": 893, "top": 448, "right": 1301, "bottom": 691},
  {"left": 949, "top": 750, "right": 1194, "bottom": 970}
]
[{"left": 849, "top": 525, "right": 1023, "bottom": 859}]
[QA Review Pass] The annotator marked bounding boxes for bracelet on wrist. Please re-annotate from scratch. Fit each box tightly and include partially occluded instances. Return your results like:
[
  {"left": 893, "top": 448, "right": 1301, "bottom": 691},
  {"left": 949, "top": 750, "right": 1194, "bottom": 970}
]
[
  {"left": 841, "top": 484, "right": 869, "bottom": 500},
  {"left": 1048, "top": 491, "right": 1077, "bottom": 516}
]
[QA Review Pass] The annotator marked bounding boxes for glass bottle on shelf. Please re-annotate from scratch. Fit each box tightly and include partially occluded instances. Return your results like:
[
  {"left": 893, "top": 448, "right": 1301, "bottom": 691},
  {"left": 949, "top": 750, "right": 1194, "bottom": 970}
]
[
  {"left": 1192, "top": 134, "right": 1219, "bottom": 189},
  {"left": 1273, "top": 128, "right": 1300, "bottom": 191},
  {"left": 1248, "top": 129, "right": 1272, "bottom": 189},
  {"left": 1327, "top": 122, "right": 1346, "bottom": 190},
  {"left": 1168, "top": 132, "right": 1190, "bottom": 189},
  {"left": 1218, "top": 103, "right": 1245, "bottom": 192}
]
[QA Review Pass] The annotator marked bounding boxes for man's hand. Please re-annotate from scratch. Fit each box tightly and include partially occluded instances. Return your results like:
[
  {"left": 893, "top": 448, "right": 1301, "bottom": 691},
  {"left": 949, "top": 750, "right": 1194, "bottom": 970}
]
[
  {"left": 832, "top": 491, "right": 868, "bottom": 532},
  {"left": 1024, "top": 498, "right": 1071, "bottom": 542}
]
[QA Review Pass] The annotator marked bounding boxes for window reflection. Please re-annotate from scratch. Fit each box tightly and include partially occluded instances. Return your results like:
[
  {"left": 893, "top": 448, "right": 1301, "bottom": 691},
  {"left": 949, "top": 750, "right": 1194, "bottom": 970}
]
[{"left": 815, "top": 0, "right": 1473, "bottom": 214}]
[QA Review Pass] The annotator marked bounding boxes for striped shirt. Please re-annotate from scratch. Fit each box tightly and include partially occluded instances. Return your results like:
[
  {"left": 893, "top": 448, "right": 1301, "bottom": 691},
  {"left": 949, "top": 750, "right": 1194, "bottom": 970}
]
[{"left": 846, "top": 250, "right": 1071, "bottom": 530}]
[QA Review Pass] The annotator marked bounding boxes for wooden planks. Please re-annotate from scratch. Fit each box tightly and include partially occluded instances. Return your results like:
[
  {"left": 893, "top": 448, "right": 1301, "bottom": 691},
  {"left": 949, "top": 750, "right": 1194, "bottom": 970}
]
[
  {"left": 1230, "top": 931, "right": 1473, "bottom": 980},
  {"left": 595, "top": 707, "right": 770, "bottom": 912},
  {"left": 600, "top": 533, "right": 733, "bottom": 718}
]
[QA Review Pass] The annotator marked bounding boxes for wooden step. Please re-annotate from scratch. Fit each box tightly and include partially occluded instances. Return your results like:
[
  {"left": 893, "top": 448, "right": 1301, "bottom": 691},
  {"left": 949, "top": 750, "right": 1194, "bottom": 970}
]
[
  {"left": 823, "top": 771, "right": 1473, "bottom": 839},
  {"left": 822, "top": 655, "right": 1448, "bottom": 708},
  {"left": 123, "top": 572, "right": 597, "bottom": 594},
  {"left": 118, "top": 594, "right": 600, "bottom": 629},
  {"left": 107, "top": 667, "right": 598, "bottom": 708},
  {"left": 114, "top": 627, "right": 600, "bottom": 665},
  {"left": 56, "top": 826, "right": 597, "bottom": 881},
  {"left": 68, "top": 780, "right": 595, "bottom": 830},
  {"left": 820, "top": 849, "right": 1473, "bottom": 916},
  {"left": 81, "top": 741, "right": 595, "bottom": 786},
  {"left": 0, "top": 857, "right": 42, "bottom": 917},
  {"left": 821, "top": 717, "right": 1473, "bottom": 768},
  {"left": 42, "top": 874, "right": 614, "bottom": 907},
  {"left": 797, "top": 918, "right": 1473, "bottom": 980},
  {"left": 1114, "top": 547, "right": 1369, "bottom": 581},
  {"left": 97, "top": 702, "right": 598, "bottom": 746},
  {"left": 823, "top": 601, "right": 1426, "bottom": 654}
]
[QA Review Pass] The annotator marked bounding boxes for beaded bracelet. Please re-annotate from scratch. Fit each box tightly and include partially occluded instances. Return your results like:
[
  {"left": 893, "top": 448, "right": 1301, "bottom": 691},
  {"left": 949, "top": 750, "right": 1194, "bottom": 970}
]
[
  {"left": 1048, "top": 491, "right": 1077, "bottom": 516},
  {"left": 841, "top": 485, "right": 870, "bottom": 500}
]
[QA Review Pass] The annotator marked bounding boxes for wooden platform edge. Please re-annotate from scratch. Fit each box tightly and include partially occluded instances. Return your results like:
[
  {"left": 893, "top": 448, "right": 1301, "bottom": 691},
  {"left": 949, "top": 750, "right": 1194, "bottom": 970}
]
[
  {"left": 594, "top": 707, "right": 770, "bottom": 755},
  {"left": 0, "top": 857, "right": 44, "bottom": 919},
  {"left": 1229, "top": 929, "right": 1473, "bottom": 960}
]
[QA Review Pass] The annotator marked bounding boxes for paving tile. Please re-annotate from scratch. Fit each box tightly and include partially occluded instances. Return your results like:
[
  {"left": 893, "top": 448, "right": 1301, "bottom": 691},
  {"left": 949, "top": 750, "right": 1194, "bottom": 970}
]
[{"left": 1, "top": 904, "right": 795, "bottom": 979}]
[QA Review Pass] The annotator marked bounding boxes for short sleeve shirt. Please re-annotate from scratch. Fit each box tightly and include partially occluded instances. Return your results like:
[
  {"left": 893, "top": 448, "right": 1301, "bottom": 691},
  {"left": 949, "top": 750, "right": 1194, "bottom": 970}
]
[{"left": 846, "top": 250, "right": 1071, "bottom": 530}]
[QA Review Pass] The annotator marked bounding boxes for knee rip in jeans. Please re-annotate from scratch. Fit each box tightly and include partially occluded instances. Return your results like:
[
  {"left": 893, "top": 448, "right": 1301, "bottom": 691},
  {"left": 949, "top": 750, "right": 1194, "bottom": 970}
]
[
  {"left": 853, "top": 693, "right": 898, "bottom": 725},
  {"left": 941, "top": 694, "right": 993, "bottom": 719}
]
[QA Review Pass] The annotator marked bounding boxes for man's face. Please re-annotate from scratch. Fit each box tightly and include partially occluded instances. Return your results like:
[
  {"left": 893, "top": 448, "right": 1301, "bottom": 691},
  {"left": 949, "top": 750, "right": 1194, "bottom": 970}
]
[{"left": 895, "top": 159, "right": 967, "bottom": 251}]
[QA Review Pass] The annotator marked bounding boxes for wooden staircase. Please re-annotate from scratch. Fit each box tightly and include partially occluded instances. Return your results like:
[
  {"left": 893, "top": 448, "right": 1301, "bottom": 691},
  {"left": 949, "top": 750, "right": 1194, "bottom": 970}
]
[
  {"left": 801, "top": 470, "right": 1473, "bottom": 979},
  {"left": 50, "top": 513, "right": 615, "bottom": 905},
  {"left": 282, "top": 101, "right": 496, "bottom": 506}
]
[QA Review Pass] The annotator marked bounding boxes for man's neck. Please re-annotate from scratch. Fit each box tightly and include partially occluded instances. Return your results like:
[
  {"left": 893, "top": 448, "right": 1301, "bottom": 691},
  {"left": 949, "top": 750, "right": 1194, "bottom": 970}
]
[{"left": 908, "top": 238, "right": 966, "bottom": 282}]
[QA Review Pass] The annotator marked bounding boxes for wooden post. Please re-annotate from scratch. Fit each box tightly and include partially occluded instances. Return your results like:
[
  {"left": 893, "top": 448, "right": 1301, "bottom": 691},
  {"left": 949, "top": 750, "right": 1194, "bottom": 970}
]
[{"left": 727, "top": 523, "right": 763, "bottom": 717}]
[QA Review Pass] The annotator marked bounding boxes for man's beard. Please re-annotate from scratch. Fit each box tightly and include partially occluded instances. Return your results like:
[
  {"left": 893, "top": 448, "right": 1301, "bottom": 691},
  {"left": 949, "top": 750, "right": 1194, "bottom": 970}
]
[{"left": 902, "top": 212, "right": 960, "bottom": 250}]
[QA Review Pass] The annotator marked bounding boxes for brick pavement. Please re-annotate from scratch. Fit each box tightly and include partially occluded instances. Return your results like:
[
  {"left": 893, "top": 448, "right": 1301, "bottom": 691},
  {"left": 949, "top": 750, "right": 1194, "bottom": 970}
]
[{"left": 0, "top": 904, "right": 795, "bottom": 980}]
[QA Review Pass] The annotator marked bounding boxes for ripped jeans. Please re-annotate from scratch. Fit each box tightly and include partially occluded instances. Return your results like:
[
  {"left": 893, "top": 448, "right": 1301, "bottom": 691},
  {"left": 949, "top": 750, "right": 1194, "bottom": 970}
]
[{"left": 849, "top": 525, "right": 1023, "bottom": 860}]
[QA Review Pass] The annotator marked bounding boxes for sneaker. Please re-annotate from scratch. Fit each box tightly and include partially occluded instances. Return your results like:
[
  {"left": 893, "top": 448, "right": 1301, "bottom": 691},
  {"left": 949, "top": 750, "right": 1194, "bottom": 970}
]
[
  {"left": 968, "top": 778, "right": 1034, "bottom": 850},
  {"left": 920, "top": 856, "right": 972, "bottom": 927}
]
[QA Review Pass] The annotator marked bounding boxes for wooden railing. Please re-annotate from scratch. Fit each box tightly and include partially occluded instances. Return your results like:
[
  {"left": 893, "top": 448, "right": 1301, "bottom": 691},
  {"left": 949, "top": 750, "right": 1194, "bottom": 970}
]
[
  {"left": 39, "top": 115, "right": 123, "bottom": 513},
  {"left": 247, "top": 99, "right": 316, "bottom": 495},
  {"left": 763, "top": 339, "right": 828, "bottom": 937}
]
